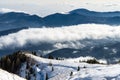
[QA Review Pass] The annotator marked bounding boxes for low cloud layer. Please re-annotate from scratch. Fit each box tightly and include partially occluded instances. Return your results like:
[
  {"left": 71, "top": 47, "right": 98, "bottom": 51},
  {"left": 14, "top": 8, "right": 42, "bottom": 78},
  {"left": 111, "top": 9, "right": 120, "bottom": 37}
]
[
  {"left": 0, "top": 8, "right": 26, "bottom": 13},
  {"left": 0, "top": 24, "right": 120, "bottom": 49}
]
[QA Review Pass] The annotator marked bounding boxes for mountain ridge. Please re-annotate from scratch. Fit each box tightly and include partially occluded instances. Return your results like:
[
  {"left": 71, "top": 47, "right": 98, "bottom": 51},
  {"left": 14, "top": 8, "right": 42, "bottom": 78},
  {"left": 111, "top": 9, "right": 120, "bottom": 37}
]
[{"left": 1, "top": 9, "right": 120, "bottom": 31}]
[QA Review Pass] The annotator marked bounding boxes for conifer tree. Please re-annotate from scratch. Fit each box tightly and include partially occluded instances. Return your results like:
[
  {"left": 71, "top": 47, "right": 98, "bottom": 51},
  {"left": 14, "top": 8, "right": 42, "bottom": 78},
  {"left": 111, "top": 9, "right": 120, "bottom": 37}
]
[
  {"left": 6, "top": 57, "right": 11, "bottom": 71},
  {"left": 77, "top": 66, "right": 80, "bottom": 71},
  {"left": 52, "top": 66, "right": 54, "bottom": 71},
  {"left": 70, "top": 71, "right": 73, "bottom": 76},
  {"left": 11, "top": 61, "right": 15, "bottom": 73},
  {"left": 46, "top": 73, "right": 48, "bottom": 80}
]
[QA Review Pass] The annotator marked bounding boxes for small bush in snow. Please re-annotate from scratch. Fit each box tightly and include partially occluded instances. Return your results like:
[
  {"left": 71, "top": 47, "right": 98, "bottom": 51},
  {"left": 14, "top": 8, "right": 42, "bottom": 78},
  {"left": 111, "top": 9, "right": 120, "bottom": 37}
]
[
  {"left": 48, "top": 62, "right": 52, "bottom": 66},
  {"left": 48, "top": 55, "right": 54, "bottom": 59},
  {"left": 32, "top": 51, "right": 37, "bottom": 56},
  {"left": 86, "top": 59, "right": 100, "bottom": 64},
  {"left": 83, "top": 66, "right": 86, "bottom": 68}
]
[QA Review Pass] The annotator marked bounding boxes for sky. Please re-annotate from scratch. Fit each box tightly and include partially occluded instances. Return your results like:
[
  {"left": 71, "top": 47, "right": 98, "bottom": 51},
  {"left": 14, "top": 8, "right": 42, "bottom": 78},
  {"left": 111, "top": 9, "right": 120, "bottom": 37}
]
[{"left": 0, "top": 0, "right": 120, "bottom": 17}]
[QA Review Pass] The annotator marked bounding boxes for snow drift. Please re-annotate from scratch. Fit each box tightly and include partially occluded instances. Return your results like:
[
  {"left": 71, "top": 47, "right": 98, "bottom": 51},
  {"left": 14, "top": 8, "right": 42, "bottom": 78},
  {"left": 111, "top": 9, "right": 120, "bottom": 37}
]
[
  {"left": 0, "top": 24, "right": 120, "bottom": 49},
  {"left": 0, "top": 69, "right": 26, "bottom": 80}
]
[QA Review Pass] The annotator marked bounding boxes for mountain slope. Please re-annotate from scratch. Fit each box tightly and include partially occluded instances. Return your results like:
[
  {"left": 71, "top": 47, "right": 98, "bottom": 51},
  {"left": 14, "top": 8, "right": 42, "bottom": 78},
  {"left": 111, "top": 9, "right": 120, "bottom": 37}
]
[
  {"left": 1, "top": 51, "right": 120, "bottom": 80},
  {"left": 0, "top": 12, "right": 43, "bottom": 31},
  {"left": 43, "top": 11, "right": 120, "bottom": 26},
  {"left": 18, "top": 53, "right": 120, "bottom": 80},
  {"left": 70, "top": 9, "right": 120, "bottom": 17}
]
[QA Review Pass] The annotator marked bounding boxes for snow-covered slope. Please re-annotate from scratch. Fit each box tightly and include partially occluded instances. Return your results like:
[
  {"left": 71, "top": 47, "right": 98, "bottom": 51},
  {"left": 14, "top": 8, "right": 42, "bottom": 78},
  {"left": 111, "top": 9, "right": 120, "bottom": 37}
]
[
  {"left": 0, "top": 69, "right": 26, "bottom": 80},
  {"left": 19, "top": 53, "right": 120, "bottom": 80}
]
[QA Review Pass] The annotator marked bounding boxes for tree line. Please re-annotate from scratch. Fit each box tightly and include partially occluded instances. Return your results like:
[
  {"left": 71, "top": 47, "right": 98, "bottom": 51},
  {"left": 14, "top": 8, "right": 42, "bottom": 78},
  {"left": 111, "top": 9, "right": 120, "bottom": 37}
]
[{"left": 0, "top": 51, "right": 27, "bottom": 74}]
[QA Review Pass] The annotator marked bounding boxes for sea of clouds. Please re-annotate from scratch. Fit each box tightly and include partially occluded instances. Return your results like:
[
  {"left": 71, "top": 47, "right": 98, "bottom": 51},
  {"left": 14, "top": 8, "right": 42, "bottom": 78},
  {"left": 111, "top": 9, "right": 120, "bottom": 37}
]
[{"left": 0, "top": 24, "right": 120, "bottom": 49}]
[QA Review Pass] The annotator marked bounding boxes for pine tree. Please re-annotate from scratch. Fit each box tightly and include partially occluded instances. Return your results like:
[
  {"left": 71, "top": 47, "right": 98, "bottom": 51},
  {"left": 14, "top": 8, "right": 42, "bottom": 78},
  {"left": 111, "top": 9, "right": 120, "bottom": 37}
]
[
  {"left": 16, "top": 58, "right": 20, "bottom": 70},
  {"left": 11, "top": 61, "right": 15, "bottom": 73},
  {"left": 48, "top": 55, "right": 54, "bottom": 59},
  {"left": 26, "top": 62, "right": 29, "bottom": 69},
  {"left": 70, "top": 71, "right": 73, "bottom": 76},
  {"left": 52, "top": 66, "right": 54, "bottom": 71},
  {"left": 32, "top": 51, "right": 37, "bottom": 56},
  {"left": 77, "top": 66, "right": 80, "bottom": 71},
  {"left": 30, "top": 67, "right": 34, "bottom": 74},
  {"left": 46, "top": 73, "right": 48, "bottom": 80},
  {"left": 6, "top": 57, "right": 11, "bottom": 72}
]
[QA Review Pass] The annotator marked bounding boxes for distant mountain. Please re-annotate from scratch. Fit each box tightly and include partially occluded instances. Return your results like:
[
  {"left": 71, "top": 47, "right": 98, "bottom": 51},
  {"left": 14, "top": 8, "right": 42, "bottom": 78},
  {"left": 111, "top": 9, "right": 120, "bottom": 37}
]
[
  {"left": 45, "top": 48, "right": 79, "bottom": 58},
  {"left": 0, "top": 12, "right": 43, "bottom": 31},
  {"left": 70, "top": 9, "right": 120, "bottom": 17},
  {"left": 43, "top": 13, "right": 91, "bottom": 26},
  {"left": 0, "top": 9, "right": 120, "bottom": 31},
  {"left": 44, "top": 10, "right": 120, "bottom": 26},
  {"left": 46, "top": 42, "right": 120, "bottom": 63}
]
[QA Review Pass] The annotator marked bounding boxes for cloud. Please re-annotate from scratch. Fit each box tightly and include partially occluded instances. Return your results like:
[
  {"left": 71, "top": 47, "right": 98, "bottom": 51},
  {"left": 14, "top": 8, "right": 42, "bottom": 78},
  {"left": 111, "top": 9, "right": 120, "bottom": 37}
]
[
  {"left": 0, "top": 8, "right": 27, "bottom": 13},
  {"left": 0, "top": 24, "right": 120, "bottom": 49}
]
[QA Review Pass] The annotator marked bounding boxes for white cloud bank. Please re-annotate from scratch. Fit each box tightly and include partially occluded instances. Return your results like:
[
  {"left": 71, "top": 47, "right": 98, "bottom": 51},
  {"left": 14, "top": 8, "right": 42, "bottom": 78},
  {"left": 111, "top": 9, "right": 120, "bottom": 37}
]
[{"left": 0, "top": 24, "right": 120, "bottom": 49}]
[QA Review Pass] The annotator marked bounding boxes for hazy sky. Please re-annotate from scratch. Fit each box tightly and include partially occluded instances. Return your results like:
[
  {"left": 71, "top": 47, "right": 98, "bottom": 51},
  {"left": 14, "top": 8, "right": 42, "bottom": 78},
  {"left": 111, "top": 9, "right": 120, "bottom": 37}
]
[{"left": 0, "top": 0, "right": 120, "bottom": 17}]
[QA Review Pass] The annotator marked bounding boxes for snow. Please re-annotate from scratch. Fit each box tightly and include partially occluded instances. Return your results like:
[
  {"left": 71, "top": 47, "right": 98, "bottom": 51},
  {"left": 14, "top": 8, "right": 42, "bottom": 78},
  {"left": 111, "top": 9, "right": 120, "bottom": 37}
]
[
  {"left": 20, "top": 53, "right": 120, "bottom": 80},
  {"left": 112, "top": 49, "right": 117, "bottom": 54},
  {"left": 104, "top": 47, "right": 109, "bottom": 50},
  {"left": 0, "top": 69, "right": 26, "bottom": 80}
]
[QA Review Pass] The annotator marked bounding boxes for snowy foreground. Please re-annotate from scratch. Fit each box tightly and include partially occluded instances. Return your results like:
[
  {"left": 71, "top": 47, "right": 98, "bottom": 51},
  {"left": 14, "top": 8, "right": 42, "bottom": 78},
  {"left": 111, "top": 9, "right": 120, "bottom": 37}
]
[
  {"left": 19, "top": 53, "right": 120, "bottom": 80},
  {"left": 0, "top": 69, "right": 26, "bottom": 80}
]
